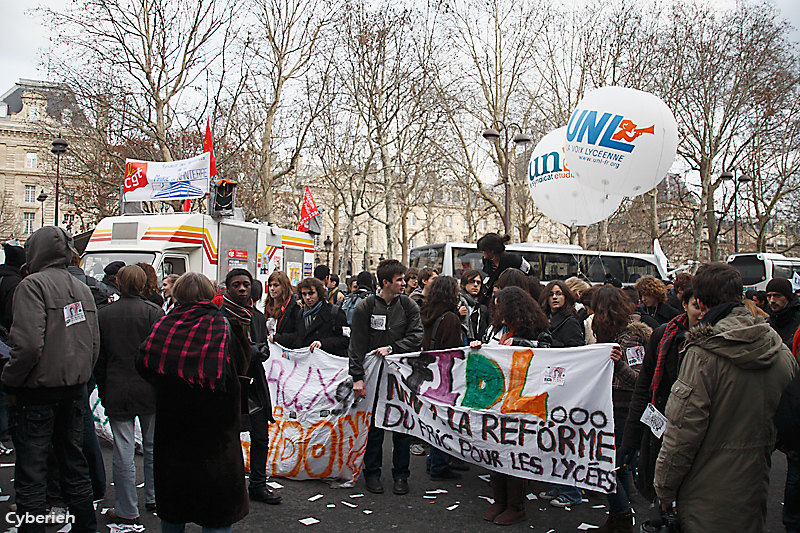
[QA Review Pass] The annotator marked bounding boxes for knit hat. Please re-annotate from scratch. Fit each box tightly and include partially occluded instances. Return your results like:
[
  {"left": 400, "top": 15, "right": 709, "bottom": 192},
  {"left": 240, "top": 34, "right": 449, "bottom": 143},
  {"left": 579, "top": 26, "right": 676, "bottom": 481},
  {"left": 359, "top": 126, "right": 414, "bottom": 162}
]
[
  {"left": 104, "top": 260, "right": 126, "bottom": 276},
  {"left": 766, "top": 277, "right": 793, "bottom": 299},
  {"left": 3, "top": 243, "right": 25, "bottom": 268},
  {"left": 356, "top": 271, "right": 374, "bottom": 291}
]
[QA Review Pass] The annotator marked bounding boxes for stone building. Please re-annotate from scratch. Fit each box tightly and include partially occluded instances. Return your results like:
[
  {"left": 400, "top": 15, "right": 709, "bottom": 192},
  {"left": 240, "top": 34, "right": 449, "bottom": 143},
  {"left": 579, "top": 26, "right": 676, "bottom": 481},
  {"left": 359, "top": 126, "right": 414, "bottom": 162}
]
[{"left": 0, "top": 79, "right": 84, "bottom": 241}]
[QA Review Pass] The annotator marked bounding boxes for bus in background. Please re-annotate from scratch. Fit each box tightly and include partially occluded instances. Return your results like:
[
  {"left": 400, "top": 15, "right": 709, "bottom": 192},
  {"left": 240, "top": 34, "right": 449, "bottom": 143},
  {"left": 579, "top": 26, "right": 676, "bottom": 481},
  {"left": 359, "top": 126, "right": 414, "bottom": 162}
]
[
  {"left": 409, "top": 241, "right": 668, "bottom": 284},
  {"left": 727, "top": 252, "right": 800, "bottom": 291}
]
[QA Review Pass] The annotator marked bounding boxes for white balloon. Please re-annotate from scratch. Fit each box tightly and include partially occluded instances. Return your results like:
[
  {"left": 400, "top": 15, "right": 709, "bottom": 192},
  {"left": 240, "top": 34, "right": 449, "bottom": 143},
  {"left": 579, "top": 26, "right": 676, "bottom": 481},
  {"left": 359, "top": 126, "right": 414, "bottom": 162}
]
[
  {"left": 528, "top": 127, "right": 623, "bottom": 226},
  {"left": 564, "top": 86, "right": 678, "bottom": 197}
]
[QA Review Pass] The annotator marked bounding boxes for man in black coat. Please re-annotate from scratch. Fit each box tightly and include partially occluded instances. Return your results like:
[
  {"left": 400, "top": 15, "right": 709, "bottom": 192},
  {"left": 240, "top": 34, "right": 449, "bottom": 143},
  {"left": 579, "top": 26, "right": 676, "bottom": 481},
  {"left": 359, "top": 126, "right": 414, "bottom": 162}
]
[
  {"left": 0, "top": 243, "right": 24, "bottom": 450},
  {"left": 294, "top": 277, "right": 348, "bottom": 356},
  {"left": 766, "top": 277, "right": 800, "bottom": 348},
  {"left": 221, "top": 271, "right": 281, "bottom": 506}
]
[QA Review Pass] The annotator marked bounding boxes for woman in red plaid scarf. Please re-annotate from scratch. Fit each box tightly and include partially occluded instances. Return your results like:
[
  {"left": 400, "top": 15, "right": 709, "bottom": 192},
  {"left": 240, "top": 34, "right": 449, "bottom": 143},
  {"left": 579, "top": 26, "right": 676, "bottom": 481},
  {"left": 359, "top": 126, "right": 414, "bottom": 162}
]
[{"left": 137, "top": 272, "right": 250, "bottom": 533}]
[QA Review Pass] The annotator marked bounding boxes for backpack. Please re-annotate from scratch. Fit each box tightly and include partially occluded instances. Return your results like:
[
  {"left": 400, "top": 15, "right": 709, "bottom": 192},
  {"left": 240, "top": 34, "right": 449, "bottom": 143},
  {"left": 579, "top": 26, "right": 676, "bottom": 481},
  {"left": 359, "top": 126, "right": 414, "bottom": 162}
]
[
  {"left": 342, "top": 289, "right": 371, "bottom": 325},
  {"left": 775, "top": 369, "right": 800, "bottom": 454}
]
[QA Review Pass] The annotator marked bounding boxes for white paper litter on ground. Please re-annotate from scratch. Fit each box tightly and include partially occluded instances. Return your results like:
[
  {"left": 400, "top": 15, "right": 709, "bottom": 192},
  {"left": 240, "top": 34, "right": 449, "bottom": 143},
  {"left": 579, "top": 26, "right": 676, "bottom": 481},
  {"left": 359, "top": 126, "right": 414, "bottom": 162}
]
[
  {"left": 349, "top": 494, "right": 364, "bottom": 498},
  {"left": 136, "top": 483, "right": 144, "bottom": 488},
  {"left": 526, "top": 493, "right": 537, "bottom": 500},
  {"left": 426, "top": 489, "right": 448, "bottom": 494},
  {"left": 423, "top": 496, "right": 436, "bottom": 499},
  {"left": 298, "top": 517, "right": 319, "bottom": 526},
  {"left": 577, "top": 524, "right": 599, "bottom": 530},
  {"left": 477, "top": 496, "right": 495, "bottom": 504},
  {"left": 100, "top": 509, "right": 110, "bottom": 515},
  {"left": 308, "top": 494, "right": 323, "bottom": 502},
  {"left": 478, "top": 474, "right": 490, "bottom": 483},
  {"left": 266, "top": 482, "right": 283, "bottom": 489},
  {"left": 546, "top": 529, "right": 555, "bottom": 533},
  {"left": 362, "top": 510, "right": 372, "bottom": 515},
  {"left": 327, "top": 504, "right": 335, "bottom": 508},
  {"left": 592, "top": 504, "right": 605, "bottom": 509},
  {"left": 582, "top": 498, "right": 589, "bottom": 502},
  {"left": 447, "top": 504, "right": 459, "bottom": 511},
  {"left": 0, "top": 464, "right": 13, "bottom": 468},
  {"left": 57, "top": 524, "right": 72, "bottom": 533},
  {"left": 341, "top": 501, "right": 357, "bottom": 508},
  {"left": 107, "top": 525, "right": 145, "bottom": 533},
  {"left": 0, "top": 496, "right": 8, "bottom": 502}
]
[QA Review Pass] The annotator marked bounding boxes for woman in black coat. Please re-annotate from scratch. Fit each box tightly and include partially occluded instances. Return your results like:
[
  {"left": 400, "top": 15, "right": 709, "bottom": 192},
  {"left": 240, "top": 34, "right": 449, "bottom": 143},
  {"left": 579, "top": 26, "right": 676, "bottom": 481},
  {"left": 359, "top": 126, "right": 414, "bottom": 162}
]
[
  {"left": 477, "top": 233, "right": 532, "bottom": 306},
  {"left": 293, "top": 277, "right": 349, "bottom": 356},
  {"left": 137, "top": 272, "right": 249, "bottom": 532},
  {"left": 539, "top": 280, "right": 585, "bottom": 348},
  {"left": 96, "top": 265, "right": 164, "bottom": 522},
  {"left": 265, "top": 270, "right": 302, "bottom": 347},
  {"left": 622, "top": 286, "right": 702, "bottom": 502}
]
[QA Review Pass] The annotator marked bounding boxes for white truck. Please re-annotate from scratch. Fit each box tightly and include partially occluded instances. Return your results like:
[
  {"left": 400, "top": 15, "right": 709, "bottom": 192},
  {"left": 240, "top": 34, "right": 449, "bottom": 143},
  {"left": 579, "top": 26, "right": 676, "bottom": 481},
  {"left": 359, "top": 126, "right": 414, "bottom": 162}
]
[{"left": 82, "top": 213, "right": 317, "bottom": 286}]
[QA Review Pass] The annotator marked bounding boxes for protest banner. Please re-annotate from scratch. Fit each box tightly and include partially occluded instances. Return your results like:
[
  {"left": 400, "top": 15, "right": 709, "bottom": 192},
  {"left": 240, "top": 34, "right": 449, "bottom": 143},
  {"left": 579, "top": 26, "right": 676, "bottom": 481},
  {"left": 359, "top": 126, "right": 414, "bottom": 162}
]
[
  {"left": 375, "top": 344, "right": 617, "bottom": 493},
  {"left": 123, "top": 153, "right": 211, "bottom": 202},
  {"left": 249, "top": 343, "right": 379, "bottom": 485}
]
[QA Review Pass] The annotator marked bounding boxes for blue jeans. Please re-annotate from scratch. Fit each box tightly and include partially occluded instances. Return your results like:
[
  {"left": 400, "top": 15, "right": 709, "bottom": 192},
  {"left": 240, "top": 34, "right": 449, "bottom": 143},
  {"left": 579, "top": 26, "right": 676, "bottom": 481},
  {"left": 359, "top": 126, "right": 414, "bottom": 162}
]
[
  {"left": 161, "top": 520, "right": 231, "bottom": 533},
  {"left": 607, "top": 416, "right": 632, "bottom": 514},
  {"left": 363, "top": 424, "right": 411, "bottom": 481},
  {"left": 11, "top": 398, "right": 97, "bottom": 533},
  {"left": 109, "top": 415, "right": 155, "bottom": 519},
  {"left": 248, "top": 408, "right": 270, "bottom": 491},
  {"left": 427, "top": 446, "right": 450, "bottom": 476},
  {"left": 785, "top": 453, "right": 800, "bottom": 533}
]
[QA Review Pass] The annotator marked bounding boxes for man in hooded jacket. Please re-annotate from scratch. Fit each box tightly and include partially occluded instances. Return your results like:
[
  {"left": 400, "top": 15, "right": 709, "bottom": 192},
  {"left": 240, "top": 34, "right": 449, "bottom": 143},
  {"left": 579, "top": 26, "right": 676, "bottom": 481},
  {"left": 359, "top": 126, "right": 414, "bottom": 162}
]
[
  {"left": 2, "top": 227, "right": 99, "bottom": 533},
  {"left": 654, "top": 263, "right": 797, "bottom": 533}
]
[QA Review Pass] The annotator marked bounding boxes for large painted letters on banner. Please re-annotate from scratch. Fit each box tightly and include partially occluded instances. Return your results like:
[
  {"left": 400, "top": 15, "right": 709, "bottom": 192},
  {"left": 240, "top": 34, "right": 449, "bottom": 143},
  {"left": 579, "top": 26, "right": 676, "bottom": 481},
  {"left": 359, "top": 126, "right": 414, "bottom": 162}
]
[
  {"left": 375, "top": 344, "right": 617, "bottom": 493},
  {"left": 123, "top": 153, "right": 211, "bottom": 202},
  {"left": 252, "top": 343, "right": 379, "bottom": 484}
]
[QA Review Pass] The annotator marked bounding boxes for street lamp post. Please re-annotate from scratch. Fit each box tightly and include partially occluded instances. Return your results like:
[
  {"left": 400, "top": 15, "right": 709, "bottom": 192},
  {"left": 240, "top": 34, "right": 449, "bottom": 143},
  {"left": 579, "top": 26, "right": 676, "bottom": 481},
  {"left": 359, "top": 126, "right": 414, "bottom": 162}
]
[
  {"left": 37, "top": 190, "right": 48, "bottom": 227},
  {"left": 482, "top": 121, "right": 532, "bottom": 239},
  {"left": 324, "top": 235, "right": 333, "bottom": 267},
  {"left": 51, "top": 136, "right": 68, "bottom": 227},
  {"left": 721, "top": 168, "right": 752, "bottom": 253}
]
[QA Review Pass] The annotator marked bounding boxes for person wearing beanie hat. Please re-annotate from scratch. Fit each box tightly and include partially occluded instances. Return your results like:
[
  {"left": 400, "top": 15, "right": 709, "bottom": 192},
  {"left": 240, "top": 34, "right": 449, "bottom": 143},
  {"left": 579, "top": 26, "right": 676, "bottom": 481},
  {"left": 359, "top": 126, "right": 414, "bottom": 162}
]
[
  {"left": 766, "top": 277, "right": 800, "bottom": 348},
  {"left": 103, "top": 261, "right": 125, "bottom": 298}
]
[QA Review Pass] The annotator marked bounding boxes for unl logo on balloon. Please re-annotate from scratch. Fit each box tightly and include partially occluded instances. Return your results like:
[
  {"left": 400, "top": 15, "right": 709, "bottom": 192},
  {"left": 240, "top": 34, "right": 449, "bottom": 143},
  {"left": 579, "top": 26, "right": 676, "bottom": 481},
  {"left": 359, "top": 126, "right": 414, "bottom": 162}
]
[
  {"left": 566, "top": 110, "right": 655, "bottom": 154},
  {"left": 124, "top": 162, "right": 148, "bottom": 192}
]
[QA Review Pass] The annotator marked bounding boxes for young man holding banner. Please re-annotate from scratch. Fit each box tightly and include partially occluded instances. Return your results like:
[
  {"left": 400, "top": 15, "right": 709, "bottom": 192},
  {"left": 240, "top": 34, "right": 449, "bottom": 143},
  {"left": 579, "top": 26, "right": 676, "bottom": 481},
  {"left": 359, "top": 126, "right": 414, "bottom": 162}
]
[{"left": 349, "top": 260, "right": 423, "bottom": 496}]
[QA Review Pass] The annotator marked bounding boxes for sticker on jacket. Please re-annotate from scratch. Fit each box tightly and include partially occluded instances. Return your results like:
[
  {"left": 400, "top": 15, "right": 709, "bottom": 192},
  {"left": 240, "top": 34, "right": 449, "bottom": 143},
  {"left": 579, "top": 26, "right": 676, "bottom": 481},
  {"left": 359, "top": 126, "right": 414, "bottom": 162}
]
[
  {"left": 63, "top": 302, "right": 86, "bottom": 327},
  {"left": 626, "top": 345, "right": 645, "bottom": 366},
  {"left": 370, "top": 314, "right": 386, "bottom": 331},
  {"left": 640, "top": 403, "right": 667, "bottom": 438},
  {"left": 543, "top": 366, "right": 566, "bottom": 385}
]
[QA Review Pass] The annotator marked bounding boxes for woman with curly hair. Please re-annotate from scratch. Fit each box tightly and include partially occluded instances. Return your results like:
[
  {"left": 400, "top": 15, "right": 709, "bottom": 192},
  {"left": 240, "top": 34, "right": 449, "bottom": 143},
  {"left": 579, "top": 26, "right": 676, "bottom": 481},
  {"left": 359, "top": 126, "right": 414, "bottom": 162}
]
[
  {"left": 539, "top": 280, "right": 585, "bottom": 348},
  {"left": 469, "top": 286, "right": 550, "bottom": 526},
  {"left": 264, "top": 270, "right": 301, "bottom": 348},
  {"left": 591, "top": 285, "right": 652, "bottom": 533},
  {"left": 137, "top": 262, "right": 164, "bottom": 307},
  {"left": 634, "top": 276, "right": 679, "bottom": 329},
  {"left": 480, "top": 269, "right": 532, "bottom": 344}
]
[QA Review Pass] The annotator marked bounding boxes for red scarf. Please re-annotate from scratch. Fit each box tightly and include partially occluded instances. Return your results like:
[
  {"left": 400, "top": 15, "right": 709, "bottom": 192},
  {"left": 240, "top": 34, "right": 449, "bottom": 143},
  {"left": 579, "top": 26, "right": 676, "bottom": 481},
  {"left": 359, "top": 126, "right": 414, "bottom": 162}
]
[{"left": 651, "top": 313, "right": 689, "bottom": 403}]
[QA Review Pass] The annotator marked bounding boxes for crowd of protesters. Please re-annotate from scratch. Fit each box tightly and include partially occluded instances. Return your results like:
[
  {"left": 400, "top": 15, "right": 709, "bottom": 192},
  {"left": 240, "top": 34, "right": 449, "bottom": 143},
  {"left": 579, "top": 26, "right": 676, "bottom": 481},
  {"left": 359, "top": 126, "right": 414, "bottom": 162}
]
[{"left": 0, "top": 228, "right": 798, "bottom": 533}]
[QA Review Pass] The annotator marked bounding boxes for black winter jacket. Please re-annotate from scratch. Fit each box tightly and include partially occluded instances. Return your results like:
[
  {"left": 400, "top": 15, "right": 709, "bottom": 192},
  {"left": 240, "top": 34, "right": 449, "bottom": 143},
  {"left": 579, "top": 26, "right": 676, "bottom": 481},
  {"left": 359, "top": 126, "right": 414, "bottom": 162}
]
[
  {"left": 479, "top": 252, "right": 529, "bottom": 305},
  {"left": 293, "top": 300, "right": 349, "bottom": 356},
  {"left": 272, "top": 294, "right": 303, "bottom": 348},
  {"left": 548, "top": 310, "right": 585, "bottom": 348},
  {"left": 637, "top": 302, "right": 680, "bottom": 329},
  {"left": 96, "top": 294, "right": 164, "bottom": 417},
  {"left": 0, "top": 264, "right": 21, "bottom": 332}
]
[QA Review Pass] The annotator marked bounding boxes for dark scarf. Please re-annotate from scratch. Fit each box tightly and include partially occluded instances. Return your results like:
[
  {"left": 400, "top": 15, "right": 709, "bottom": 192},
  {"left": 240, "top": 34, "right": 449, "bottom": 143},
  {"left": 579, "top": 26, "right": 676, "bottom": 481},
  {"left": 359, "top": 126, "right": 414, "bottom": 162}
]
[
  {"left": 303, "top": 299, "right": 324, "bottom": 329},
  {"left": 651, "top": 313, "right": 689, "bottom": 402},
  {"left": 700, "top": 302, "right": 742, "bottom": 327},
  {"left": 213, "top": 292, "right": 253, "bottom": 342},
  {"left": 139, "top": 301, "right": 231, "bottom": 391}
]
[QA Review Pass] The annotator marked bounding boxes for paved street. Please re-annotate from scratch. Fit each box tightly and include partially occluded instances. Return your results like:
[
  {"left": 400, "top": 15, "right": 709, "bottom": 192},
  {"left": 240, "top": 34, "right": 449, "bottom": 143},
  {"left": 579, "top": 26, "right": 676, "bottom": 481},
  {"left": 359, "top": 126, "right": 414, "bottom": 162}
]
[{"left": 0, "top": 437, "right": 791, "bottom": 532}]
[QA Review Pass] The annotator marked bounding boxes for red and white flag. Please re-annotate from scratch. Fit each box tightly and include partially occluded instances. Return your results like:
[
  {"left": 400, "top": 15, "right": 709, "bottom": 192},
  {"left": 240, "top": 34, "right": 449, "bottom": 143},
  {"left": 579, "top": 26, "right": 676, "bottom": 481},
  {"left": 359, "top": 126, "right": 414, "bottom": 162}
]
[{"left": 297, "top": 186, "right": 319, "bottom": 232}]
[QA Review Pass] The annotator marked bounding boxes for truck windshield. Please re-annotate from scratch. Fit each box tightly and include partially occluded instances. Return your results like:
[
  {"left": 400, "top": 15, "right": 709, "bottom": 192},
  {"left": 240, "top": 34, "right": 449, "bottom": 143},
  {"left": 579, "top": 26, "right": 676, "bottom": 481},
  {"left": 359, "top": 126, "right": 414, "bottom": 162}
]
[{"left": 82, "top": 252, "right": 157, "bottom": 282}]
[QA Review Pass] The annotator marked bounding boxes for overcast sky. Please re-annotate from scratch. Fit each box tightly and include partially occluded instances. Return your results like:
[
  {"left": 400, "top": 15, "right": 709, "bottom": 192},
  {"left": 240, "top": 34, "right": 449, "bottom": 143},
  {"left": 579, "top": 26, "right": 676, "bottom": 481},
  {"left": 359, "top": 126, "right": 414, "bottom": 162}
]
[{"left": 1, "top": 0, "right": 798, "bottom": 100}]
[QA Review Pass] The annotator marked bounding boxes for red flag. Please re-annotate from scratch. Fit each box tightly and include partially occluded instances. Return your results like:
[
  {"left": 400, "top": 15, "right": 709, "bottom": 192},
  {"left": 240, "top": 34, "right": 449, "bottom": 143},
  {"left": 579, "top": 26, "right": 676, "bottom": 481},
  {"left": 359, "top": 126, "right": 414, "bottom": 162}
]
[
  {"left": 297, "top": 186, "right": 320, "bottom": 232},
  {"left": 204, "top": 118, "right": 217, "bottom": 177}
]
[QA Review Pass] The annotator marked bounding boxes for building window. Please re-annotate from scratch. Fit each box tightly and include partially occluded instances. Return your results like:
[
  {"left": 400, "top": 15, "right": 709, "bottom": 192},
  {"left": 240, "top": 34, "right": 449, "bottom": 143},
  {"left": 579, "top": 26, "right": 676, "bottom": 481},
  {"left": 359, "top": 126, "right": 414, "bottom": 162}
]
[
  {"left": 62, "top": 109, "right": 72, "bottom": 125},
  {"left": 445, "top": 235, "right": 453, "bottom": 243},
  {"left": 463, "top": 219, "right": 468, "bottom": 230},
  {"left": 445, "top": 215, "right": 452, "bottom": 228},
  {"left": 63, "top": 213, "right": 75, "bottom": 229},
  {"left": 410, "top": 237, "right": 416, "bottom": 249},
  {"left": 409, "top": 213, "right": 416, "bottom": 227},
  {"left": 25, "top": 153, "right": 37, "bottom": 169},
  {"left": 480, "top": 220, "right": 487, "bottom": 232},
  {"left": 24, "top": 185, "right": 36, "bottom": 203},
  {"left": 23, "top": 213, "right": 35, "bottom": 234},
  {"left": 28, "top": 105, "right": 40, "bottom": 121}
]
